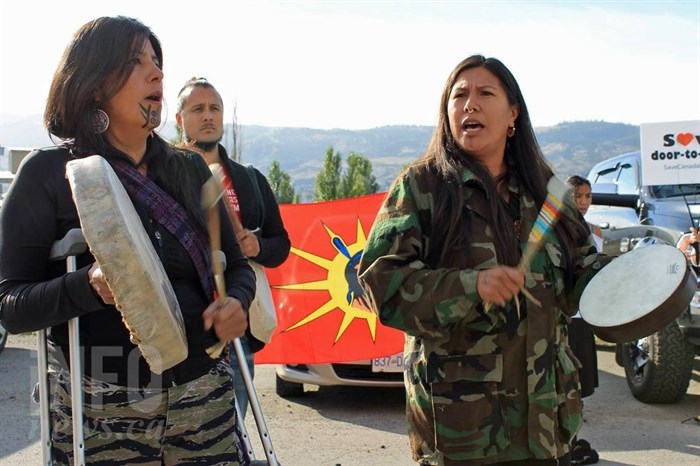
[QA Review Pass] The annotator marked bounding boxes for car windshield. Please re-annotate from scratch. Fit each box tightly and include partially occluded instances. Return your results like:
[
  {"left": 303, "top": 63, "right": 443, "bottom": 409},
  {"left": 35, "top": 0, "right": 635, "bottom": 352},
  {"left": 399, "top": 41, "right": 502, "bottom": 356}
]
[{"left": 650, "top": 184, "right": 700, "bottom": 198}]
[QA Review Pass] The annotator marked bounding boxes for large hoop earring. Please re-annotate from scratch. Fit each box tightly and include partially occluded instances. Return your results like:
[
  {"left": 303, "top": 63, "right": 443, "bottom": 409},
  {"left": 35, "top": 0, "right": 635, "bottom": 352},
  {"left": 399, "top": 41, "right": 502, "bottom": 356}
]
[
  {"left": 91, "top": 109, "right": 110, "bottom": 134},
  {"left": 507, "top": 125, "right": 516, "bottom": 138}
]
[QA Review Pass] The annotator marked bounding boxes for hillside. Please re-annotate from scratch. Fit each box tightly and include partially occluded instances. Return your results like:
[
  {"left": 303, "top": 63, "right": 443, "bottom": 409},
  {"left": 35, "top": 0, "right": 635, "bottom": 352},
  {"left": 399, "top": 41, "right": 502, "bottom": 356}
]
[
  {"left": 536, "top": 121, "right": 640, "bottom": 178},
  {"left": 0, "top": 116, "right": 640, "bottom": 199},
  {"left": 167, "top": 120, "right": 640, "bottom": 199}
]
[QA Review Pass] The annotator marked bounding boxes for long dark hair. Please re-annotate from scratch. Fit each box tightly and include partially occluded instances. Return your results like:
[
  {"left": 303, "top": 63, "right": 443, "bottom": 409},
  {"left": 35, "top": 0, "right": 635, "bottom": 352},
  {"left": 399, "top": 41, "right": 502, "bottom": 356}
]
[
  {"left": 43, "top": 16, "right": 206, "bottom": 230},
  {"left": 406, "top": 55, "right": 585, "bottom": 268}
]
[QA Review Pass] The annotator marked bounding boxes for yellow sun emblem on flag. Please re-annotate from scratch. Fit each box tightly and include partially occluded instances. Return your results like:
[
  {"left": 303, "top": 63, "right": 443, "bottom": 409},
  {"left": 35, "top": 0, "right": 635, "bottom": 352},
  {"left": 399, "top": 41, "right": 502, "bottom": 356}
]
[{"left": 275, "top": 219, "right": 378, "bottom": 342}]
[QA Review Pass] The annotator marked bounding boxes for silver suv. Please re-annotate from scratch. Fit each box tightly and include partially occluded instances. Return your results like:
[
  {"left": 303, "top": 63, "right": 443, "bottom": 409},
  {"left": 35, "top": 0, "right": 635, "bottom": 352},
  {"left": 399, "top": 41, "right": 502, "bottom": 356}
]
[{"left": 586, "top": 151, "right": 700, "bottom": 403}]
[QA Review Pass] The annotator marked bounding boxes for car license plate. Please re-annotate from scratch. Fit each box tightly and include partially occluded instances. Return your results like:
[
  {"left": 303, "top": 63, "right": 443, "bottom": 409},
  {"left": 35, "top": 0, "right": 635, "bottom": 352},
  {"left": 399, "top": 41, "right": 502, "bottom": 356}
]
[{"left": 371, "top": 353, "right": 404, "bottom": 373}]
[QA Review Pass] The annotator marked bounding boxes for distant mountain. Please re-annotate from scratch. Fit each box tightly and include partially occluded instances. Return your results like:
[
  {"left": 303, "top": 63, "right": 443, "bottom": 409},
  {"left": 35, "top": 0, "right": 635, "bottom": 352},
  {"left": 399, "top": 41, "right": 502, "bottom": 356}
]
[
  {"left": 220, "top": 124, "right": 435, "bottom": 200},
  {"left": 0, "top": 114, "right": 55, "bottom": 149},
  {"left": 170, "top": 120, "right": 640, "bottom": 200},
  {"left": 536, "top": 120, "right": 640, "bottom": 178},
  {"left": 0, "top": 115, "right": 640, "bottom": 200}
]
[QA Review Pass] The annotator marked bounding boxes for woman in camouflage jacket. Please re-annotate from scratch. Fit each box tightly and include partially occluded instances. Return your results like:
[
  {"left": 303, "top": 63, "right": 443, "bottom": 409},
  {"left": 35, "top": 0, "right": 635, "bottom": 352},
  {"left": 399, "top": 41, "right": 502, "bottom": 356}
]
[{"left": 358, "top": 55, "right": 608, "bottom": 466}]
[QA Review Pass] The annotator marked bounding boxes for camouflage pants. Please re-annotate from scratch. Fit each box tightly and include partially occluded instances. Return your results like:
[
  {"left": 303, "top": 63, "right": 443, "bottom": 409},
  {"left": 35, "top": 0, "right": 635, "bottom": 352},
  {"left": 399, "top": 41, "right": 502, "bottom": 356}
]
[{"left": 49, "top": 360, "right": 245, "bottom": 465}]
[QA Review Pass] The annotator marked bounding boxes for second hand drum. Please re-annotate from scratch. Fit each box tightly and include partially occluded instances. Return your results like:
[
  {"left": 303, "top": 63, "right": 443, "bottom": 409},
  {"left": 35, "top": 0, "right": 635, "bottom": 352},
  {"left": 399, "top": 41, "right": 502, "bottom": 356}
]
[{"left": 579, "top": 243, "right": 697, "bottom": 343}]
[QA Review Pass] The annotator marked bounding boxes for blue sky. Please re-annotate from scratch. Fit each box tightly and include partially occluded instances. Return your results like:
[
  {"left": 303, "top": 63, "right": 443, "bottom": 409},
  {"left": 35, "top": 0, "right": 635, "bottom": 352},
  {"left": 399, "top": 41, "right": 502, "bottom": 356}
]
[{"left": 1, "top": 0, "right": 698, "bottom": 130}]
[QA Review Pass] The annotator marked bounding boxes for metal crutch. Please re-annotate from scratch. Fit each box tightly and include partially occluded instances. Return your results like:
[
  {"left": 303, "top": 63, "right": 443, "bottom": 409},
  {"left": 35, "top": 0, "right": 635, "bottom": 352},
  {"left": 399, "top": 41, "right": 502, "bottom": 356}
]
[
  {"left": 232, "top": 337, "right": 280, "bottom": 466},
  {"left": 213, "top": 251, "right": 280, "bottom": 466},
  {"left": 233, "top": 383, "right": 256, "bottom": 462},
  {"left": 38, "top": 228, "right": 88, "bottom": 465},
  {"left": 203, "top": 168, "right": 280, "bottom": 465}
]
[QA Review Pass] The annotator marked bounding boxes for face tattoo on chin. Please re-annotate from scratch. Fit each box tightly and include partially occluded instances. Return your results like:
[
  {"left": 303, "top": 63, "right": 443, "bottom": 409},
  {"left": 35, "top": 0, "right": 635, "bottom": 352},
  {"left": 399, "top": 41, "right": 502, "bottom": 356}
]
[{"left": 139, "top": 103, "right": 161, "bottom": 129}]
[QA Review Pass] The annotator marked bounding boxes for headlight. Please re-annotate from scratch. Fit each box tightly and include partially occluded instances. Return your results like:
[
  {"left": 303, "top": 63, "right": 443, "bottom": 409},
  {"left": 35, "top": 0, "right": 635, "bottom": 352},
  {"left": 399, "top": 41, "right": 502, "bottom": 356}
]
[{"left": 676, "top": 233, "right": 699, "bottom": 266}]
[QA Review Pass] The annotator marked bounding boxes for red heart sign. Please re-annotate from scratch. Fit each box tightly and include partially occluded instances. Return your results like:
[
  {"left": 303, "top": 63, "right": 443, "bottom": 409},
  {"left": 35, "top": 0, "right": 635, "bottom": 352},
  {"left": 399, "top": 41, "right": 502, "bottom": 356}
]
[{"left": 677, "top": 133, "right": 694, "bottom": 146}]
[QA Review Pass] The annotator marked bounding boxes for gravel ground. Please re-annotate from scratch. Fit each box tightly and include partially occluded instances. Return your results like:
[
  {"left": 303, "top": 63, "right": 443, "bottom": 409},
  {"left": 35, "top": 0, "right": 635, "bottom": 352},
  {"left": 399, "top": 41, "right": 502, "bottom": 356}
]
[{"left": 1, "top": 332, "right": 699, "bottom": 466}]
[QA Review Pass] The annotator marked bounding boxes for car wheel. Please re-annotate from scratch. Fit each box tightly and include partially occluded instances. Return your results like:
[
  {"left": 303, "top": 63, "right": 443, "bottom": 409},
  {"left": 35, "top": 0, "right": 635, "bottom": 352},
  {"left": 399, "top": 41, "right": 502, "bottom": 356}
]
[
  {"left": 275, "top": 374, "right": 304, "bottom": 398},
  {"left": 620, "top": 320, "right": 695, "bottom": 403},
  {"left": 0, "top": 322, "right": 8, "bottom": 353}
]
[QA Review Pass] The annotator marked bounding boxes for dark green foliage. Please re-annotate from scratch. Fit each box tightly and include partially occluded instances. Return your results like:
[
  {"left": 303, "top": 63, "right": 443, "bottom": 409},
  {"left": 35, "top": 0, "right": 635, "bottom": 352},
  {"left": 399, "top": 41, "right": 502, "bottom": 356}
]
[
  {"left": 342, "top": 152, "right": 380, "bottom": 198},
  {"left": 267, "top": 160, "right": 297, "bottom": 204},
  {"left": 314, "top": 146, "right": 343, "bottom": 201}
]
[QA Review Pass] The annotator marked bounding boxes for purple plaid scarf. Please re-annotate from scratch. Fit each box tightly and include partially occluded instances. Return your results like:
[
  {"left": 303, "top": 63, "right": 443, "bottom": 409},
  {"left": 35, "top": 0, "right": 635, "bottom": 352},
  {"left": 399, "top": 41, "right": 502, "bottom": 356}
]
[{"left": 109, "top": 158, "right": 215, "bottom": 299}]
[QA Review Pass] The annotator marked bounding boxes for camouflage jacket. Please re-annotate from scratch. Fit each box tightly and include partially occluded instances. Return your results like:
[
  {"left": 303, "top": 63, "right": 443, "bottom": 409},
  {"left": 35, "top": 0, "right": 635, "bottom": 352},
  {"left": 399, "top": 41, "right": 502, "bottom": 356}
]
[{"left": 358, "top": 165, "right": 607, "bottom": 465}]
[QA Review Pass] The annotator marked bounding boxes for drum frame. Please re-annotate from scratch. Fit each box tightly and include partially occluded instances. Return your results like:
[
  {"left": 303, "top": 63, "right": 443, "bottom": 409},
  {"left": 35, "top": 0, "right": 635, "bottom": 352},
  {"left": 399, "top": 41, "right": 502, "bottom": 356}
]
[
  {"left": 581, "top": 245, "right": 698, "bottom": 344},
  {"left": 587, "top": 265, "right": 697, "bottom": 343}
]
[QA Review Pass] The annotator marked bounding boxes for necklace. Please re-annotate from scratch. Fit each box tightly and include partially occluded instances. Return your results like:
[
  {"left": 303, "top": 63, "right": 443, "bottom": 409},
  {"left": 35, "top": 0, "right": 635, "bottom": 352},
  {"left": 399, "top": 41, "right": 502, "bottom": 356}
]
[{"left": 513, "top": 219, "right": 522, "bottom": 239}]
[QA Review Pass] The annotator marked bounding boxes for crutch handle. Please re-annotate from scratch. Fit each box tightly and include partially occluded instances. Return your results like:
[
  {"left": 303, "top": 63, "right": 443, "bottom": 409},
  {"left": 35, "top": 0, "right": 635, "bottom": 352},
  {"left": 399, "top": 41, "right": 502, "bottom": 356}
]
[{"left": 49, "top": 228, "right": 87, "bottom": 260}]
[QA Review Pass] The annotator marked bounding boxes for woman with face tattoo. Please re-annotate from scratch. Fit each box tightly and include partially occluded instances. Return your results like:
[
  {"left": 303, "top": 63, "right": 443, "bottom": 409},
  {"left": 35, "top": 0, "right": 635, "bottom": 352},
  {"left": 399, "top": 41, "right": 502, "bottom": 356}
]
[{"left": 0, "top": 16, "right": 255, "bottom": 465}]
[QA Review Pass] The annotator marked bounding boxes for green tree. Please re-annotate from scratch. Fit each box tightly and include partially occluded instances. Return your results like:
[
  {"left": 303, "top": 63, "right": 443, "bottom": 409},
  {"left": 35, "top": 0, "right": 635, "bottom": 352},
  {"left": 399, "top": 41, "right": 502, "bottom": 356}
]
[
  {"left": 314, "top": 146, "right": 380, "bottom": 201},
  {"left": 314, "top": 146, "right": 343, "bottom": 201},
  {"left": 267, "top": 160, "right": 297, "bottom": 204},
  {"left": 342, "top": 151, "right": 380, "bottom": 198}
]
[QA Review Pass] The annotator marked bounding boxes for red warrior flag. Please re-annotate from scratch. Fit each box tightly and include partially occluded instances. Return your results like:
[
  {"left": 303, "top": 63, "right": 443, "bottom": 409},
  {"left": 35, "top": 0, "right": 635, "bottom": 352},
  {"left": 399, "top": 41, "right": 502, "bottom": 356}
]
[{"left": 254, "top": 192, "right": 404, "bottom": 364}]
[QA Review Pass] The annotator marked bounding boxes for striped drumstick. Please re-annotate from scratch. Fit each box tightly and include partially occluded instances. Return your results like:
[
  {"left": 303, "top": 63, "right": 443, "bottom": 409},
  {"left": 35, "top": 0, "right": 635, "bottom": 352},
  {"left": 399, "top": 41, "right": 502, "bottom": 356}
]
[
  {"left": 484, "top": 176, "right": 570, "bottom": 316},
  {"left": 519, "top": 176, "right": 570, "bottom": 272}
]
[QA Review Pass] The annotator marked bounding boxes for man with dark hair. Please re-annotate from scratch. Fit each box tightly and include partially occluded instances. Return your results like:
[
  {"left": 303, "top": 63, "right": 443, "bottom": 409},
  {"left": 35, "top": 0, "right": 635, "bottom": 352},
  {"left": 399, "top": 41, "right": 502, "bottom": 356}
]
[{"left": 176, "top": 77, "right": 291, "bottom": 417}]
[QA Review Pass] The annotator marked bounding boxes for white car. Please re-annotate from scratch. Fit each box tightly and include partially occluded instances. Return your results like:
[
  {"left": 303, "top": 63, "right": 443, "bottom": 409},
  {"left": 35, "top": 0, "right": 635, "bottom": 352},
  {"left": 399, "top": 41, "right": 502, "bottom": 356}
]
[{"left": 275, "top": 353, "right": 404, "bottom": 397}]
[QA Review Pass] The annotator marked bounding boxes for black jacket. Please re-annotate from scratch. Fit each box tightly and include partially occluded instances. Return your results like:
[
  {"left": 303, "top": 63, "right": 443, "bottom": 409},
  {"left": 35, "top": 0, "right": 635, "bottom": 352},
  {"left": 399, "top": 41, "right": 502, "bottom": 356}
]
[
  {"left": 217, "top": 145, "right": 290, "bottom": 268},
  {"left": 0, "top": 140, "right": 255, "bottom": 388},
  {"left": 217, "top": 145, "right": 291, "bottom": 352}
]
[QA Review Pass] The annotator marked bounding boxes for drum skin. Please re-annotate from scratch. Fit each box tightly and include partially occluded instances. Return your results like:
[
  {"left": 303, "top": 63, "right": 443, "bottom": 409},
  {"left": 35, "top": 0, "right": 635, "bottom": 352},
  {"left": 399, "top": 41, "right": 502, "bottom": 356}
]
[
  {"left": 66, "top": 155, "right": 188, "bottom": 374},
  {"left": 579, "top": 244, "right": 697, "bottom": 343}
]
